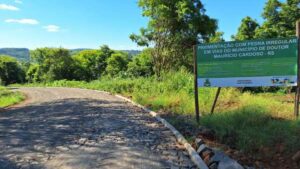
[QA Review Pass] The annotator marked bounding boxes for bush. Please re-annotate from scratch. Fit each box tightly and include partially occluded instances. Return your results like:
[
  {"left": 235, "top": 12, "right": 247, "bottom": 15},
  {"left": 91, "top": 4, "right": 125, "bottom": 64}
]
[
  {"left": 105, "top": 52, "right": 130, "bottom": 77},
  {"left": 0, "top": 55, "right": 25, "bottom": 85},
  {"left": 127, "top": 48, "right": 154, "bottom": 77},
  {"left": 29, "top": 48, "right": 76, "bottom": 82}
]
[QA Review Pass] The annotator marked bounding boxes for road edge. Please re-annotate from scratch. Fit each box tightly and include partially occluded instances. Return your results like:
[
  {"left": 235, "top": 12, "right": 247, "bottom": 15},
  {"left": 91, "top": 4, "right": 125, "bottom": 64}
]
[{"left": 115, "top": 94, "right": 209, "bottom": 169}]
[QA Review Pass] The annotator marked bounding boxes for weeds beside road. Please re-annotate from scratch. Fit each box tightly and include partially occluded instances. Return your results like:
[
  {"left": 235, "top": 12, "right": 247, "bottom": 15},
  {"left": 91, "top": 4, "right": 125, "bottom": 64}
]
[{"left": 0, "top": 86, "right": 25, "bottom": 108}]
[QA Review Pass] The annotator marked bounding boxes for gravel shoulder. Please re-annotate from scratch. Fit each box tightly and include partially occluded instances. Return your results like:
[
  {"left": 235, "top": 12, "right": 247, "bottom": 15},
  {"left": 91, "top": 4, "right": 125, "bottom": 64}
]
[{"left": 0, "top": 88, "right": 196, "bottom": 169}]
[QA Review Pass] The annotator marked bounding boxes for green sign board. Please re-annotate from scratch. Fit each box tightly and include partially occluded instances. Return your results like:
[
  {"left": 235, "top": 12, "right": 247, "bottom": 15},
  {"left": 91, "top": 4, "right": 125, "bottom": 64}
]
[{"left": 197, "top": 37, "right": 299, "bottom": 87}]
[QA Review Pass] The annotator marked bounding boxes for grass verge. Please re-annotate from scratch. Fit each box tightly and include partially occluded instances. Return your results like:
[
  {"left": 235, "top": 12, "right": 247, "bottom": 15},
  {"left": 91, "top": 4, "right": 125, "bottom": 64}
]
[{"left": 0, "top": 86, "right": 25, "bottom": 108}]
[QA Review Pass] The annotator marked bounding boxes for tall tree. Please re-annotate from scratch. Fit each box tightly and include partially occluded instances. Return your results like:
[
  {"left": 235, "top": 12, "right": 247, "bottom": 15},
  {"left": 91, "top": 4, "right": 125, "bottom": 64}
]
[
  {"left": 279, "top": 0, "right": 300, "bottom": 36},
  {"left": 232, "top": 17, "right": 259, "bottom": 41},
  {"left": 130, "top": 0, "right": 217, "bottom": 76},
  {"left": 255, "top": 0, "right": 300, "bottom": 38}
]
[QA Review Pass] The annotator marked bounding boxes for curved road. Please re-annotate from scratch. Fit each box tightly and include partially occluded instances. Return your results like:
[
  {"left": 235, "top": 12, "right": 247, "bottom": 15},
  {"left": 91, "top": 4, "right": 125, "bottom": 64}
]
[{"left": 0, "top": 88, "right": 196, "bottom": 169}]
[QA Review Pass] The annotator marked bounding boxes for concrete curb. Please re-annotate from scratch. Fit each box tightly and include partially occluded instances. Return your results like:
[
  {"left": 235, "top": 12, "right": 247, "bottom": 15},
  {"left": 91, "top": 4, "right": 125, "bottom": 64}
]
[{"left": 115, "top": 94, "right": 209, "bottom": 169}]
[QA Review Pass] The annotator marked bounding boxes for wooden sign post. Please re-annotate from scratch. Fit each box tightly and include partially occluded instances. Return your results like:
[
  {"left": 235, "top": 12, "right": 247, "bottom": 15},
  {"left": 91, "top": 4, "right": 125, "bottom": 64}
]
[
  {"left": 210, "top": 87, "right": 221, "bottom": 115},
  {"left": 194, "top": 45, "right": 200, "bottom": 123},
  {"left": 295, "top": 20, "right": 300, "bottom": 117}
]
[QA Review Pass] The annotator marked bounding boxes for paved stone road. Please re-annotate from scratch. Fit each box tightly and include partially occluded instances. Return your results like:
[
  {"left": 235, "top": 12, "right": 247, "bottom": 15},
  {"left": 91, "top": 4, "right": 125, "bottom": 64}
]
[{"left": 0, "top": 88, "right": 196, "bottom": 169}]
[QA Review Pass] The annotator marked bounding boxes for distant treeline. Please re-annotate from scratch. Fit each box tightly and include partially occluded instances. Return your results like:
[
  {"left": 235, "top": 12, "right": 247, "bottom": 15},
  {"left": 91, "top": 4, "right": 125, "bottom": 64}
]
[
  {"left": 0, "top": 48, "right": 30, "bottom": 61},
  {"left": 0, "top": 45, "right": 152, "bottom": 85},
  {"left": 0, "top": 48, "right": 141, "bottom": 62}
]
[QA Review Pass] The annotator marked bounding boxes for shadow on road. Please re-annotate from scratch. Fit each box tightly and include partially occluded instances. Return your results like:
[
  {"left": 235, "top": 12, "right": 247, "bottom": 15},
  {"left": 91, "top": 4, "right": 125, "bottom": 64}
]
[{"left": 0, "top": 98, "right": 171, "bottom": 169}]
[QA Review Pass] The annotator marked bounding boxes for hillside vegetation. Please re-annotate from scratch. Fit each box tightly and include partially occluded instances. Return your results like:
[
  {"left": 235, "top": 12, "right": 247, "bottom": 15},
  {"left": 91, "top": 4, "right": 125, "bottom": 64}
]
[{"left": 0, "top": 48, "right": 30, "bottom": 61}]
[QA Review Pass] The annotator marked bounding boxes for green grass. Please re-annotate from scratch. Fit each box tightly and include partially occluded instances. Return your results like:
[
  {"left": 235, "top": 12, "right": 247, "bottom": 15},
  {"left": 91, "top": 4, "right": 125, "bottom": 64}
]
[
  {"left": 11, "top": 70, "right": 300, "bottom": 156},
  {"left": 202, "top": 106, "right": 300, "bottom": 154},
  {"left": 0, "top": 86, "right": 25, "bottom": 108}
]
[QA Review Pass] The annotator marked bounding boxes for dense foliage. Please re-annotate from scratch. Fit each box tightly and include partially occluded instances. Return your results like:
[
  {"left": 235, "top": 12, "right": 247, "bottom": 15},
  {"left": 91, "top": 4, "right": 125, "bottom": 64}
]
[
  {"left": 28, "top": 48, "right": 76, "bottom": 82},
  {"left": 127, "top": 48, "right": 154, "bottom": 77},
  {"left": 73, "top": 49, "right": 109, "bottom": 81},
  {"left": 232, "top": 17, "right": 260, "bottom": 41},
  {"left": 130, "top": 0, "right": 218, "bottom": 75},
  {"left": 234, "top": 0, "right": 300, "bottom": 39},
  {"left": 0, "top": 46, "right": 155, "bottom": 85},
  {"left": 0, "top": 55, "right": 25, "bottom": 85}
]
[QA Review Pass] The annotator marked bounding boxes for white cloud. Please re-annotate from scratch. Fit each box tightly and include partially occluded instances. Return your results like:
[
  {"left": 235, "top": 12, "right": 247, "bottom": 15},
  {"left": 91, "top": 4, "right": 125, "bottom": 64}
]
[
  {"left": 14, "top": 0, "right": 22, "bottom": 4},
  {"left": 5, "top": 19, "right": 39, "bottom": 25},
  {"left": 0, "top": 4, "right": 19, "bottom": 11},
  {"left": 43, "top": 25, "right": 60, "bottom": 32}
]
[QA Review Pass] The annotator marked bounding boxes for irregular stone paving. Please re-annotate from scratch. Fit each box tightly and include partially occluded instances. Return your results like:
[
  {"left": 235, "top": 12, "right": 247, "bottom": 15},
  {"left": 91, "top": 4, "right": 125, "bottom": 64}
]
[{"left": 0, "top": 88, "right": 197, "bottom": 169}]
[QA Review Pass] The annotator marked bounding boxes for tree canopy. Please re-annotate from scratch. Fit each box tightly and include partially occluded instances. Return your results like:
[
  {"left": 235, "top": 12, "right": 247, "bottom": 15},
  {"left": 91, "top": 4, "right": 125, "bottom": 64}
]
[
  {"left": 0, "top": 55, "right": 25, "bottom": 85},
  {"left": 255, "top": 0, "right": 300, "bottom": 38},
  {"left": 127, "top": 48, "right": 154, "bottom": 77},
  {"left": 73, "top": 50, "right": 108, "bottom": 81},
  {"left": 232, "top": 17, "right": 259, "bottom": 41},
  {"left": 130, "top": 0, "right": 218, "bottom": 75},
  {"left": 233, "top": 0, "right": 299, "bottom": 40},
  {"left": 105, "top": 52, "right": 130, "bottom": 77},
  {"left": 29, "top": 48, "right": 76, "bottom": 82}
]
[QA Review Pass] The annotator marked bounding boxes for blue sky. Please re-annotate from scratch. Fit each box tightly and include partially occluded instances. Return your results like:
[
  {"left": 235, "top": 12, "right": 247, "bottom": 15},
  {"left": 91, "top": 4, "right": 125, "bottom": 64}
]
[{"left": 0, "top": 0, "right": 267, "bottom": 50}]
